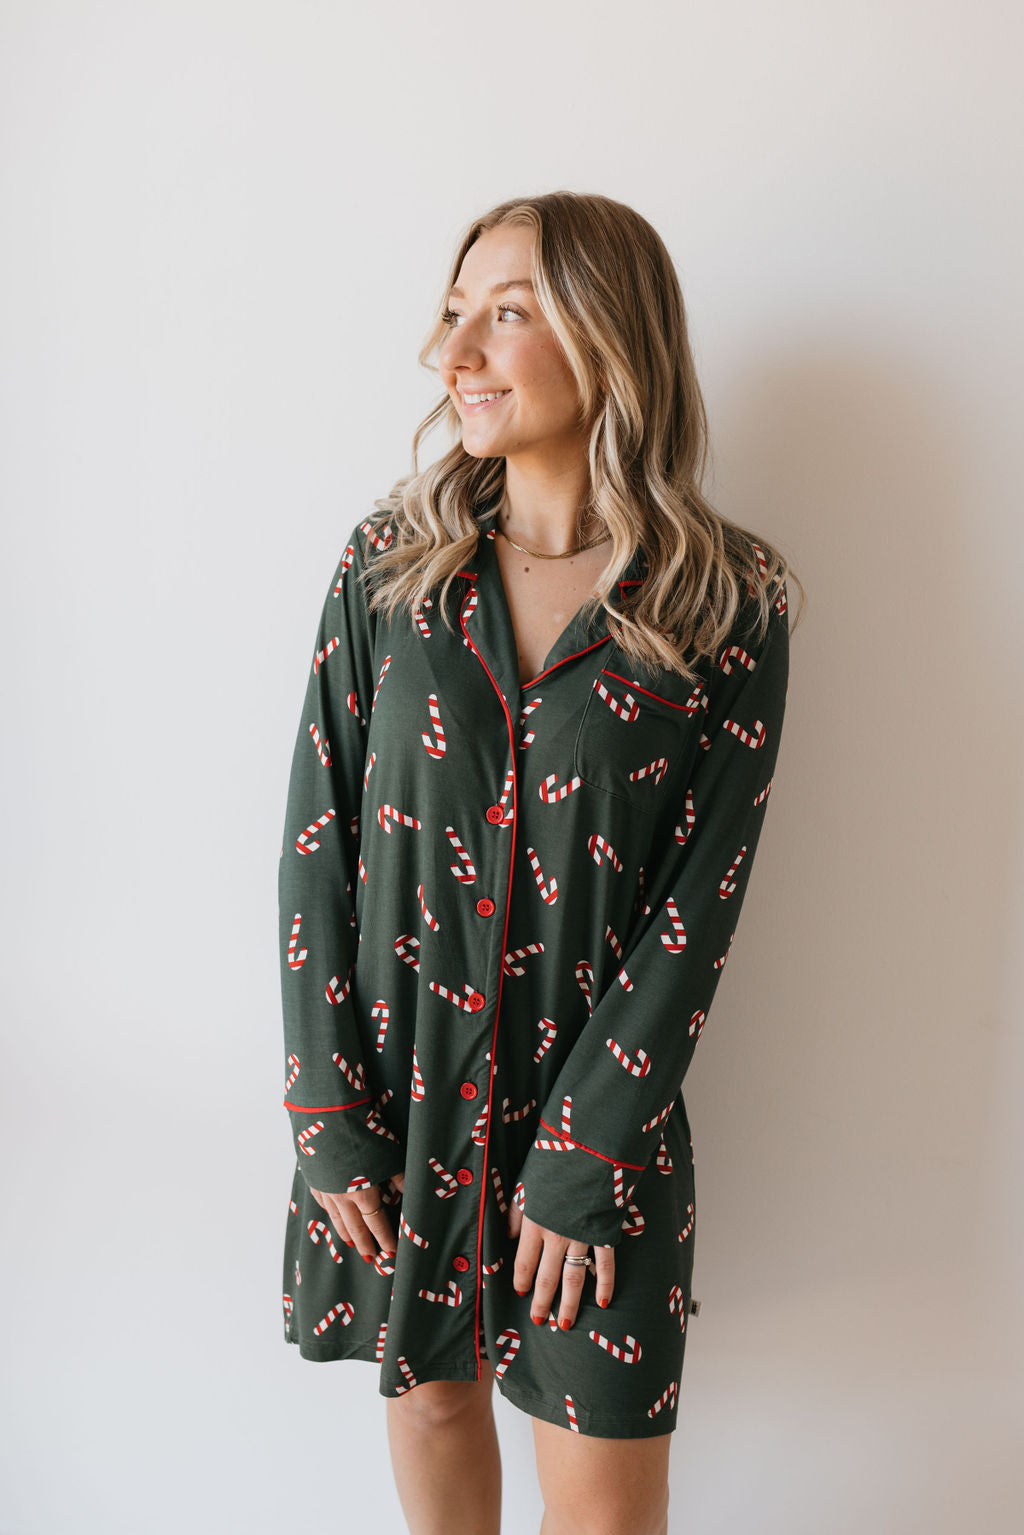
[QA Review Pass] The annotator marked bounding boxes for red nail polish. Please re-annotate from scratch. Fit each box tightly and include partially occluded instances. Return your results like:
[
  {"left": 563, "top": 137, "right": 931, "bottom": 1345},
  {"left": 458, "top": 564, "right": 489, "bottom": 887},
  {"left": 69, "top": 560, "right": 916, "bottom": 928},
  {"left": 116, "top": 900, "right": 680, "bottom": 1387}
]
[
  {"left": 362, "top": 1253, "right": 373, "bottom": 1263},
  {"left": 514, "top": 1287, "right": 527, "bottom": 1296},
  {"left": 531, "top": 1314, "right": 543, "bottom": 1326},
  {"left": 560, "top": 1318, "right": 572, "bottom": 1330},
  {"left": 599, "top": 1296, "right": 609, "bottom": 1308}
]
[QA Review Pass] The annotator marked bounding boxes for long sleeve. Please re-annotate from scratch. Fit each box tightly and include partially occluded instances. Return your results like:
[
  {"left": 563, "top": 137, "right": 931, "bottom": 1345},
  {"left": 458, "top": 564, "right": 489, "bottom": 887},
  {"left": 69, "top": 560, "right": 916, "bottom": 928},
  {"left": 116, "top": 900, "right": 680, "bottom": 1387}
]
[
  {"left": 277, "top": 519, "right": 406, "bottom": 1194},
  {"left": 516, "top": 583, "right": 791, "bottom": 1246}
]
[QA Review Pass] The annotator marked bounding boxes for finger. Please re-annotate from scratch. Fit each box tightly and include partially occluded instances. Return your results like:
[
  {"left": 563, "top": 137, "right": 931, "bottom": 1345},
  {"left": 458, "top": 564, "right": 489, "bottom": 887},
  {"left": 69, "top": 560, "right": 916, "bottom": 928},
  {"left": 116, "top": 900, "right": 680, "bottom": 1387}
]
[
  {"left": 556, "top": 1245, "right": 592, "bottom": 1330},
  {"left": 530, "top": 1236, "right": 569, "bottom": 1325},
  {"left": 350, "top": 1190, "right": 396, "bottom": 1261},
  {"left": 593, "top": 1243, "right": 615, "bottom": 1308},
  {"left": 322, "top": 1194, "right": 356, "bottom": 1249},
  {"left": 309, "top": 1186, "right": 327, "bottom": 1211},
  {"left": 512, "top": 1218, "right": 544, "bottom": 1298},
  {"left": 390, "top": 1172, "right": 405, "bottom": 1195},
  {"left": 507, "top": 1201, "right": 523, "bottom": 1240}
]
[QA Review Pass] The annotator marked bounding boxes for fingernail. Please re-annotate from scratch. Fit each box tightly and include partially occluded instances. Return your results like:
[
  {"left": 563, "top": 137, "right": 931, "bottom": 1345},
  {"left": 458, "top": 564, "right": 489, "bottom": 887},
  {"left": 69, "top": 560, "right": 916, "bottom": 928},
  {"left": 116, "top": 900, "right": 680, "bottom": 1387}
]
[
  {"left": 362, "top": 1253, "right": 373, "bottom": 1263},
  {"left": 344, "top": 1239, "right": 355, "bottom": 1248},
  {"left": 560, "top": 1318, "right": 572, "bottom": 1330},
  {"left": 514, "top": 1287, "right": 528, "bottom": 1297},
  {"left": 599, "top": 1296, "right": 609, "bottom": 1308},
  {"left": 531, "top": 1314, "right": 544, "bottom": 1326}
]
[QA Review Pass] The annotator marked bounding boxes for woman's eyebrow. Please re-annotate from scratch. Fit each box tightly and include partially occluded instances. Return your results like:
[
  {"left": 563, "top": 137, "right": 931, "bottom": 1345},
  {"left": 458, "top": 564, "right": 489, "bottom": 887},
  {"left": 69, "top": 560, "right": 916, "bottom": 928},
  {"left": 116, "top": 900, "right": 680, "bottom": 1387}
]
[{"left": 448, "top": 279, "right": 534, "bottom": 299}]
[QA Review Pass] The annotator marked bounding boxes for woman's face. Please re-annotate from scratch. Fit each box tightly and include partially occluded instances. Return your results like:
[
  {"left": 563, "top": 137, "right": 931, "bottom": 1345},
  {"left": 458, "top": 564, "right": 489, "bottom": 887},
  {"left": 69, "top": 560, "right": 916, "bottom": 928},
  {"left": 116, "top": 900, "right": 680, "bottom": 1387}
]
[{"left": 439, "top": 223, "right": 588, "bottom": 469}]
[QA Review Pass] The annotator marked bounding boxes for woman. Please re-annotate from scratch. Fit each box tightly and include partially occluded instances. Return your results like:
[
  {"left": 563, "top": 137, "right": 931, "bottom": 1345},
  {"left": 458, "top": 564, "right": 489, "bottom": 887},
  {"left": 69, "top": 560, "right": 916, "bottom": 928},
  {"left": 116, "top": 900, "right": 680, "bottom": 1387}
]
[{"left": 277, "top": 190, "right": 803, "bottom": 1535}]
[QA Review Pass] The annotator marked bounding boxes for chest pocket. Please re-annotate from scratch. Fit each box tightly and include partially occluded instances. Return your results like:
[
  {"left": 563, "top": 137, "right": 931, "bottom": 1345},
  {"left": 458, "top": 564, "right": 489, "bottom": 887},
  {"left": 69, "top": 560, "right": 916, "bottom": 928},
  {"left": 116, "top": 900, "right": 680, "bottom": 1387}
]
[{"left": 573, "top": 661, "right": 709, "bottom": 813}]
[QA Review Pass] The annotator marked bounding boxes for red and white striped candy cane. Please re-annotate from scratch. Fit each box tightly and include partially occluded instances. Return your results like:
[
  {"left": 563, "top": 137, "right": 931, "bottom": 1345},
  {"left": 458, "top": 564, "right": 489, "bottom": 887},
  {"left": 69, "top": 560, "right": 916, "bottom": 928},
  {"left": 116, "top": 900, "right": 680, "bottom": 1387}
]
[
  {"left": 493, "top": 1329, "right": 521, "bottom": 1380},
  {"left": 482, "top": 1255, "right": 503, "bottom": 1287},
  {"left": 606, "top": 1038, "right": 651, "bottom": 1078},
  {"left": 347, "top": 690, "right": 365, "bottom": 725},
  {"left": 588, "top": 833, "right": 623, "bottom": 871},
  {"left": 493, "top": 769, "right": 514, "bottom": 824},
  {"left": 362, "top": 751, "right": 376, "bottom": 790},
  {"left": 774, "top": 582, "right": 787, "bottom": 615},
  {"left": 534, "top": 1017, "right": 557, "bottom": 1062},
  {"left": 296, "top": 808, "right": 335, "bottom": 855},
  {"left": 285, "top": 1054, "right": 301, "bottom": 1093},
  {"left": 357, "top": 854, "right": 368, "bottom": 885},
  {"left": 719, "top": 844, "right": 747, "bottom": 897},
  {"left": 395, "top": 933, "right": 421, "bottom": 970},
  {"left": 412, "top": 596, "right": 433, "bottom": 638},
  {"left": 656, "top": 1135, "right": 673, "bottom": 1173},
  {"left": 378, "top": 804, "right": 422, "bottom": 834},
  {"left": 332, "top": 1054, "right": 365, "bottom": 1092},
  {"left": 307, "top": 1219, "right": 344, "bottom": 1263},
  {"left": 682, "top": 682, "right": 706, "bottom": 717},
  {"left": 503, "top": 942, "right": 544, "bottom": 977},
  {"left": 471, "top": 1106, "right": 488, "bottom": 1146},
  {"left": 429, "top": 1156, "right": 458, "bottom": 1199},
  {"left": 491, "top": 1166, "right": 508, "bottom": 1214},
  {"left": 525, "top": 845, "right": 558, "bottom": 903},
  {"left": 371, "top": 654, "right": 392, "bottom": 713},
  {"left": 420, "top": 693, "right": 446, "bottom": 758},
  {"left": 719, "top": 643, "right": 756, "bottom": 676},
  {"left": 395, "top": 1356, "right": 418, "bottom": 1394},
  {"left": 668, "top": 1285, "right": 687, "bottom": 1331},
  {"left": 282, "top": 1294, "right": 293, "bottom": 1330},
  {"left": 288, "top": 1198, "right": 298, "bottom": 1215},
  {"left": 518, "top": 696, "right": 543, "bottom": 748},
  {"left": 539, "top": 772, "right": 582, "bottom": 803},
  {"left": 629, "top": 757, "right": 668, "bottom": 787},
  {"left": 366, "top": 1089, "right": 399, "bottom": 1142},
  {"left": 561, "top": 1095, "right": 573, "bottom": 1135},
  {"left": 410, "top": 1046, "right": 425, "bottom": 1101},
  {"left": 375, "top": 1321, "right": 388, "bottom": 1361},
  {"left": 461, "top": 587, "right": 479, "bottom": 624},
  {"left": 313, "top": 636, "right": 340, "bottom": 675},
  {"left": 512, "top": 1182, "right": 525, "bottom": 1211},
  {"left": 417, "top": 883, "right": 440, "bottom": 932},
  {"left": 713, "top": 935, "right": 734, "bottom": 970},
  {"left": 750, "top": 541, "right": 769, "bottom": 583},
  {"left": 444, "top": 825, "right": 476, "bottom": 882},
  {"left": 593, "top": 676, "right": 639, "bottom": 722},
  {"left": 295, "top": 1261, "right": 301, "bottom": 1286},
  {"left": 359, "top": 518, "right": 393, "bottom": 553},
  {"left": 605, "top": 925, "right": 624, "bottom": 961},
  {"left": 326, "top": 966, "right": 354, "bottom": 1005},
  {"left": 659, "top": 895, "right": 687, "bottom": 953},
  {"left": 688, "top": 1008, "right": 706, "bottom": 1039},
  {"left": 564, "top": 1395, "right": 580, "bottom": 1433},
  {"left": 346, "top": 1176, "right": 372, "bottom": 1192},
  {"left": 286, "top": 916, "right": 308, "bottom": 971},
  {"left": 621, "top": 1199, "right": 645, "bottom": 1237},
  {"left": 418, "top": 1281, "right": 463, "bottom": 1307},
  {"left": 641, "top": 1101, "right": 673, "bottom": 1133},
  {"left": 678, "top": 1203, "right": 694, "bottom": 1242},
  {"left": 647, "top": 1380, "right": 678, "bottom": 1419},
  {"left": 611, "top": 1164, "right": 628, "bottom": 1206},
  {"left": 308, "top": 722, "right": 331, "bottom": 767},
  {"left": 371, "top": 1000, "right": 390, "bottom": 1053},
  {"left": 297, "top": 1121, "right": 324, "bottom": 1157},
  {"left": 399, "top": 1213, "right": 429, "bottom": 1249},
  {"left": 502, "top": 1097, "right": 536, "bottom": 1124},
  {"left": 753, "top": 776, "right": 773, "bottom": 806},
  {"left": 674, "top": 788, "right": 695, "bottom": 846},
  {"left": 332, "top": 544, "right": 355, "bottom": 595},
  {"left": 427, "top": 979, "right": 479, "bottom": 1012},
  {"left": 722, "top": 716, "right": 765, "bottom": 749},
  {"left": 576, "top": 960, "right": 594, "bottom": 1015},
  {"left": 588, "top": 1330, "right": 642, "bottom": 1364},
  {"left": 534, "top": 1133, "right": 573, "bottom": 1151},
  {"left": 373, "top": 1251, "right": 395, "bottom": 1278}
]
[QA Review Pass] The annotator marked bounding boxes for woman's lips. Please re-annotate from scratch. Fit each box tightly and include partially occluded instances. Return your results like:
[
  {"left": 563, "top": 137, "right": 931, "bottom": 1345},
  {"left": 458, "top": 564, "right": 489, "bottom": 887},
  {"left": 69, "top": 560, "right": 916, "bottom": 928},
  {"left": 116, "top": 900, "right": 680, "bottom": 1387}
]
[{"left": 460, "top": 391, "right": 512, "bottom": 414}]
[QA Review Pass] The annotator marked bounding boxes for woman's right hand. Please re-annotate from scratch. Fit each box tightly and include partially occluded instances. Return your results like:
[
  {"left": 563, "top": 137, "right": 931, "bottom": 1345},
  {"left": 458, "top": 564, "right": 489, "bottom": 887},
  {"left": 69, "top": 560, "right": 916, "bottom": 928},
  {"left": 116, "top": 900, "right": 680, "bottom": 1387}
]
[{"left": 309, "top": 1172, "right": 405, "bottom": 1263}]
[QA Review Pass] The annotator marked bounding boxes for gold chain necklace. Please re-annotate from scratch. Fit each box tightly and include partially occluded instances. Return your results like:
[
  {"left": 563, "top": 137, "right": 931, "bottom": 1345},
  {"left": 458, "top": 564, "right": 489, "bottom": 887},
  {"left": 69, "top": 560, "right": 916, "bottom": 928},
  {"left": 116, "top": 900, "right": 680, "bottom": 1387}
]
[{"left": 495, "top": 509, "right": 610, "bottom": 560}]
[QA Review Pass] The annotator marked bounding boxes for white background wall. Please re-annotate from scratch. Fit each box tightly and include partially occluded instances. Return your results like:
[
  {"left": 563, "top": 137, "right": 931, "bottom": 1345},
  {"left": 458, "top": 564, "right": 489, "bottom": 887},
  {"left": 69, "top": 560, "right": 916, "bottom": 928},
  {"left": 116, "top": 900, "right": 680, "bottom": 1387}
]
[{"left": 2, "top": 2, "right": 1021, "bottom": 1530}]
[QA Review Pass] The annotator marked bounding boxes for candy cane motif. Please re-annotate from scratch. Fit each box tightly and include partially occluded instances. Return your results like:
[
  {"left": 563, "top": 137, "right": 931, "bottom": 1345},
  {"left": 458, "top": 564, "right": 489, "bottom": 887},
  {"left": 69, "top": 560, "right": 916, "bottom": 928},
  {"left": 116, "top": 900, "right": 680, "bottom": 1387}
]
[
  {"left": 593, "top": 676, "right": 639, "bottom": 722},
  {"left": 641, "top": 1101, "right": 673, "bottom": 1133},
  {"left": 674, "top": 788, "right": 696, "bottom": 846},
  {"left": 564, "top": 1395, "right": 580, "bottom": 1433},
  {"left": 502, "top": 1097, "right": 536, "bottom": 1124},
  {"left": 611, "top": 1166, "right": 638, "bottom": 1208},
  {"left": 656, "top": 1135, "right": 673, "bottom": 1173},
  {"left": 603, "top": 926, "right": 634, "bottom": 992},
  {"left": 282, "top": 1294, "right": 293, "bottom": 1331},
  {"left": 525, "top": 846, "right": 558, "bottom": 903},
  {"left": 378, "top": 804, "right": 422, "bottom": 835},
  {"left": 668, "top": 1285, "right": 688, "bottom": 1330},
  {"left": 774, "top": 582, "right": 787, "bottom": 616},
  {"left": 659, "top": 895, "right": 687, "bottom": 954},
  {"left": 296, "top": 1121, "right": 324, "bottom": 1157},
  {"left": 369, "top": 1000, "right": 389, "bottom": 1053},
  {"left": 296, "top": 809, "right": 335, "bottom": 855},
  {"left": 482, "top": 1256, "right": 503, "bottom": 1286},
  {"left": 461, "top": 587, "right": 479, "bottom": 627},
  {"left": 418, "top": 1280, "right": 463, "bottom": 1307},
  {"left": 587, "top": 832, "right": 623, "bottom": 872},
  {"left": 503, "top": 942, "right": 544, "bottom": 977},
  {"left": 606, "top": 1039, "right": 651, "bottom": 1078},
  {"left": 366, "top": 1089, "right": 399, "bottom": 1142},
  {"left": 629, "top": 757, "right": 668, "bottom": 786},
  {"left": 491, "top": 1167, "right": 508, "bottom": 1214},
  {"left": 357, "top": 854, "right": 367, "bottom": 885},
  {"left": 395, "top": 934, "right": 421, "bottom": 971},
  {"left": 518, "top": 696, "right": 543, "bottom": 748},
  {"left": 533, "top": 1017, "right": 558, "bottom": 1062},
  {"left": 331, "top": 543, "right": 355, "bottom": 595},
  {"left": 575, "top": 960, "right": 594, "bottom": 1016},
  {"left": 347, "top": 691, "right": 365, "bottom": 725},
  {"left": 362, "top": 752, "right": 376, "bottom": 791},
  {"left": 289, "top": 1198, "right": 298, "bottom": 1215},
  {"left": 713, "top": 936, "right": 734, "bottom": 971},
  {"left": 539, "top": 772, "right": 582, "bottom": 803},
  {"left": 621, "top": 1199, "right": 645, "bottom": 1237},
  {"left": 512, "top": 1181, "right": 525, "bottom": 1211},
  {"left": 399, "top": 1213, "right": 429, "bottom": 1249},
  {"left": 534, "top": 1131, "right": 573, "bottom": 1151},
  {"left": 358, "top": 518, "right": 393, "bottom": 553},
  {"left": 647, "top": 1381, "right": 679, "bottom": 1419},
  {"left": 719, "top": 844, "right": 747, "bottom": 897},
  {"left": 307, "top": 1220, "right": 344, "bottom": 1264},
  {"left": 420, "top": 693, "right": 446, "bottom": 759},
  {"left": 753, "top": 776, "right": 774, "bottom": 807},
  {"left": 313, "top": 637, "right": 339, "bottom": 675},
  {"left": 308, "top": 722, "right": 331, "bottom": 767},
  {"left": 493, "top": 1329, "right": 521, "bottom": 1380},
  {"left": 719, "top": 644, "right": 756, "bottom": 676},
  {"left": 471, "top": 1106, "right": 489, "bottom": 1147},
  {"left": 412, "top": 596, "right": 433, "bottom": 638},
  {"left": 410, "top": 1046, "right": 425, "bottom": 1101},
  {"left": 373, "top": 1251, "right": 395, "bottom": 1278},
  {"left": 495, "top": 769, "right": 515, "bottom": 825},
  {"left": 332, "top": 1054, "right": 365, "bottom": 1093},
  {"left": 688, "top": 1010, "right": 707, "bottom": 1046},
  {"left": 371, "top": 655, "right": 392, "bottom": 713},
  {"left": 415, "top": 883, "right": 441, "bottom": 933},
  {"left": 428, "top": 979, "right": 480, "bottom": 1012},
  {"left": 722, "top": 716, "right": 766, "bottom": 749},
  {"left": 284, "top": 1054, "right": 301, "bottom": 1093},
  {"left": 429, "top": 1157, "right": 458, "bottom": 1199},
  {"left": 375, "top": 1322, "right": 388, "bottom": 1361},
  {"left": 588, "top": 1330, "right": 642, "bottom": 1364},
  {"left": 395, "top": 1356, "right": 418, "bottom": 1394},
  {"left": 346, "top": 1176, "right": 372, "bottom": 1192},
  {"left": 443, "top": 825, "right": 476, "bottom": 883},
  {"left": 295, "top": 1260, "right": 301, "bottom": 1287},
  {"left": 678, "top": 1203, "right": 695, "bottom": 1242},
  {"left": 313, "top": 1299, "right": 355, "bottom": 1337},
  {"left": 326, "top": 966, "right": 354, "bottom": 1006},
  {"left": 286, "top": 915, "right": 308, "bottom": 971}
]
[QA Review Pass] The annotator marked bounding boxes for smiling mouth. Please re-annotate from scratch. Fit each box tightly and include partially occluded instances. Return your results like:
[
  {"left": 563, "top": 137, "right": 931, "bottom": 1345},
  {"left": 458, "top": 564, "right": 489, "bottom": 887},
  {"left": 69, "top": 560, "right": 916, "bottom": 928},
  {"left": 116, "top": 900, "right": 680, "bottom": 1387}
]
[{"left": 460, "top": 390, "right": 512, "bottom": 413}]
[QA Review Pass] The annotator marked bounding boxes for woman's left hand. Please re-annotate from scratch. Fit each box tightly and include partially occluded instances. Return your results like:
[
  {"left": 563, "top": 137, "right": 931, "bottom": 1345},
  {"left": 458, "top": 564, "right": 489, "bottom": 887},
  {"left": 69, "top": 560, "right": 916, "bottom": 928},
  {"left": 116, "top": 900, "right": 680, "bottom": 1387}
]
[{"left": 507, "top": 1203, "right": 615, "bottom": 1328}]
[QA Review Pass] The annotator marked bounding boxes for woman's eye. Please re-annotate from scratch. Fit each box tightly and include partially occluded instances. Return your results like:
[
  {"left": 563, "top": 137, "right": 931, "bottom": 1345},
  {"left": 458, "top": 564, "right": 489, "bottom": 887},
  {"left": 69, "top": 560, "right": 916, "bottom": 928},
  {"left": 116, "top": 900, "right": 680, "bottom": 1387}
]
[{"left": 440, "top": 303, "right": 524, "bottom": 327}]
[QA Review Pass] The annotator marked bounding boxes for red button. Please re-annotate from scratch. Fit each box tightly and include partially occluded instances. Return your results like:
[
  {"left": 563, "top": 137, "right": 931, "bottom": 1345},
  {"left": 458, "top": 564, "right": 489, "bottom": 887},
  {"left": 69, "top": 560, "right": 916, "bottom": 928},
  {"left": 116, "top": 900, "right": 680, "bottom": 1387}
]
[
  {"left": 460, "top": 1082, "right": 478, "bottom": 1100},
  {"left": 485, "top": 804, "right": 505, "bottom": 824},
  {"left": 452, "top": 1255, "right": 470, "bottom": 1273},
  {"left": 467, "top": 991, "right": 486, "bottom": 1012},
  {"left": 456, "top": 1167, "right": 474, "bottom": 1186},
  {"left": 476, "top": 897, "right": 495, "bottom": 917}
]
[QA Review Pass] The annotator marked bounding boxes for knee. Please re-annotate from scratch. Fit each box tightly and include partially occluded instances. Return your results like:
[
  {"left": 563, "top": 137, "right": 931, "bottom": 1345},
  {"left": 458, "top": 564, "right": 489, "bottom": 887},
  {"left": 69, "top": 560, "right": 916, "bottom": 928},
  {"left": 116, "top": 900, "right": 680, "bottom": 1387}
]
[
  {"left": 388, "top": 1377, "right": 489, "bottom": 1431},
  {"left": 543, "top": 1480, "right": 669, "bottom": 1535}
]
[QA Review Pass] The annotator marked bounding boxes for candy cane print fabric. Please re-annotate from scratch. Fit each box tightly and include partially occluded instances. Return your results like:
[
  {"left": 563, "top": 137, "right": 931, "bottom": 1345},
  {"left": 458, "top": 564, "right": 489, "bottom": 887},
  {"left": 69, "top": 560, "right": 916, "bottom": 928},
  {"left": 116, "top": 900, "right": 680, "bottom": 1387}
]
[{"left": 279, "top": 499, "right": 789, "bottom": 1441}]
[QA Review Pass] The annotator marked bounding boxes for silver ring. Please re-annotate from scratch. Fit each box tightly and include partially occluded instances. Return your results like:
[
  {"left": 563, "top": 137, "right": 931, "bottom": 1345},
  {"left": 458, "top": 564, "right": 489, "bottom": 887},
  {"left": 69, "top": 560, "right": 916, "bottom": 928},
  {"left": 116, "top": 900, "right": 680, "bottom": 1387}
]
[{"left": 563, "top": 1254, "right": 594, "bottom": 1269}]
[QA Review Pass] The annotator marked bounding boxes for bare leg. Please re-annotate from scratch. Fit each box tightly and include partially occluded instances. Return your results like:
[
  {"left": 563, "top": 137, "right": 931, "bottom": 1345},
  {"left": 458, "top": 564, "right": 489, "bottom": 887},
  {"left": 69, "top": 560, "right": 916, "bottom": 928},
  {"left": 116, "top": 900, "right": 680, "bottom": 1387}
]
[
  {"left": 533, "top": 1414, "right": 671, "bottom": 1535},
  {"left": 385, "top": 1359, "right": 501, "bottom": 1535}
]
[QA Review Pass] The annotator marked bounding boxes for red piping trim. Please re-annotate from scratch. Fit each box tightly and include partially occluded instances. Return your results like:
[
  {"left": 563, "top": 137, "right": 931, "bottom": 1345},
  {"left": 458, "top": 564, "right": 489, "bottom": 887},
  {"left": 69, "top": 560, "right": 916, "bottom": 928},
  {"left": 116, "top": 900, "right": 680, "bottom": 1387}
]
[
  {"left": 522, "top": 635, "right": 612, "bottom": 690},
  {"left": 459, "top": 585, "right": 519, "bottom": 1383},
  {"left": 538, "top": 1117, "right": 645, "bottom": 1170},
  {"left": 599, "top": 668, "right": 696, "bottom": 712},
  {"left": 283, "top": 1096, "right": 370, "bottom": 1113},
  {"left": 455, "top": 568, "right": 477, "bottom": 579}
]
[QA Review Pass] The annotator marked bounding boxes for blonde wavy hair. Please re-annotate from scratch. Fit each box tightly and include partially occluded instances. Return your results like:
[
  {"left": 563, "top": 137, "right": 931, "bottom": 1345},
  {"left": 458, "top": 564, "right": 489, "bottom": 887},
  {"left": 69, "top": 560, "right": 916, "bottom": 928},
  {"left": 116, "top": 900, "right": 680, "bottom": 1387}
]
[{"left": 364, "top": 190, "right": 805, "bottom": 681}]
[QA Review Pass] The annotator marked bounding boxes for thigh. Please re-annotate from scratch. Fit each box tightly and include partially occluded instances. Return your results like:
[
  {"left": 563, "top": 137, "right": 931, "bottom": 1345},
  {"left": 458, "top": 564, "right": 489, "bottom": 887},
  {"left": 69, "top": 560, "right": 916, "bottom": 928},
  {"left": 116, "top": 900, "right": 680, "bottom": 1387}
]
[
  {"left": 387, "top": 1358, "right": 496, "bottom": 1426},
  {"left": 532, "top": 1413, "right": 671, "bottom": 1531}
]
